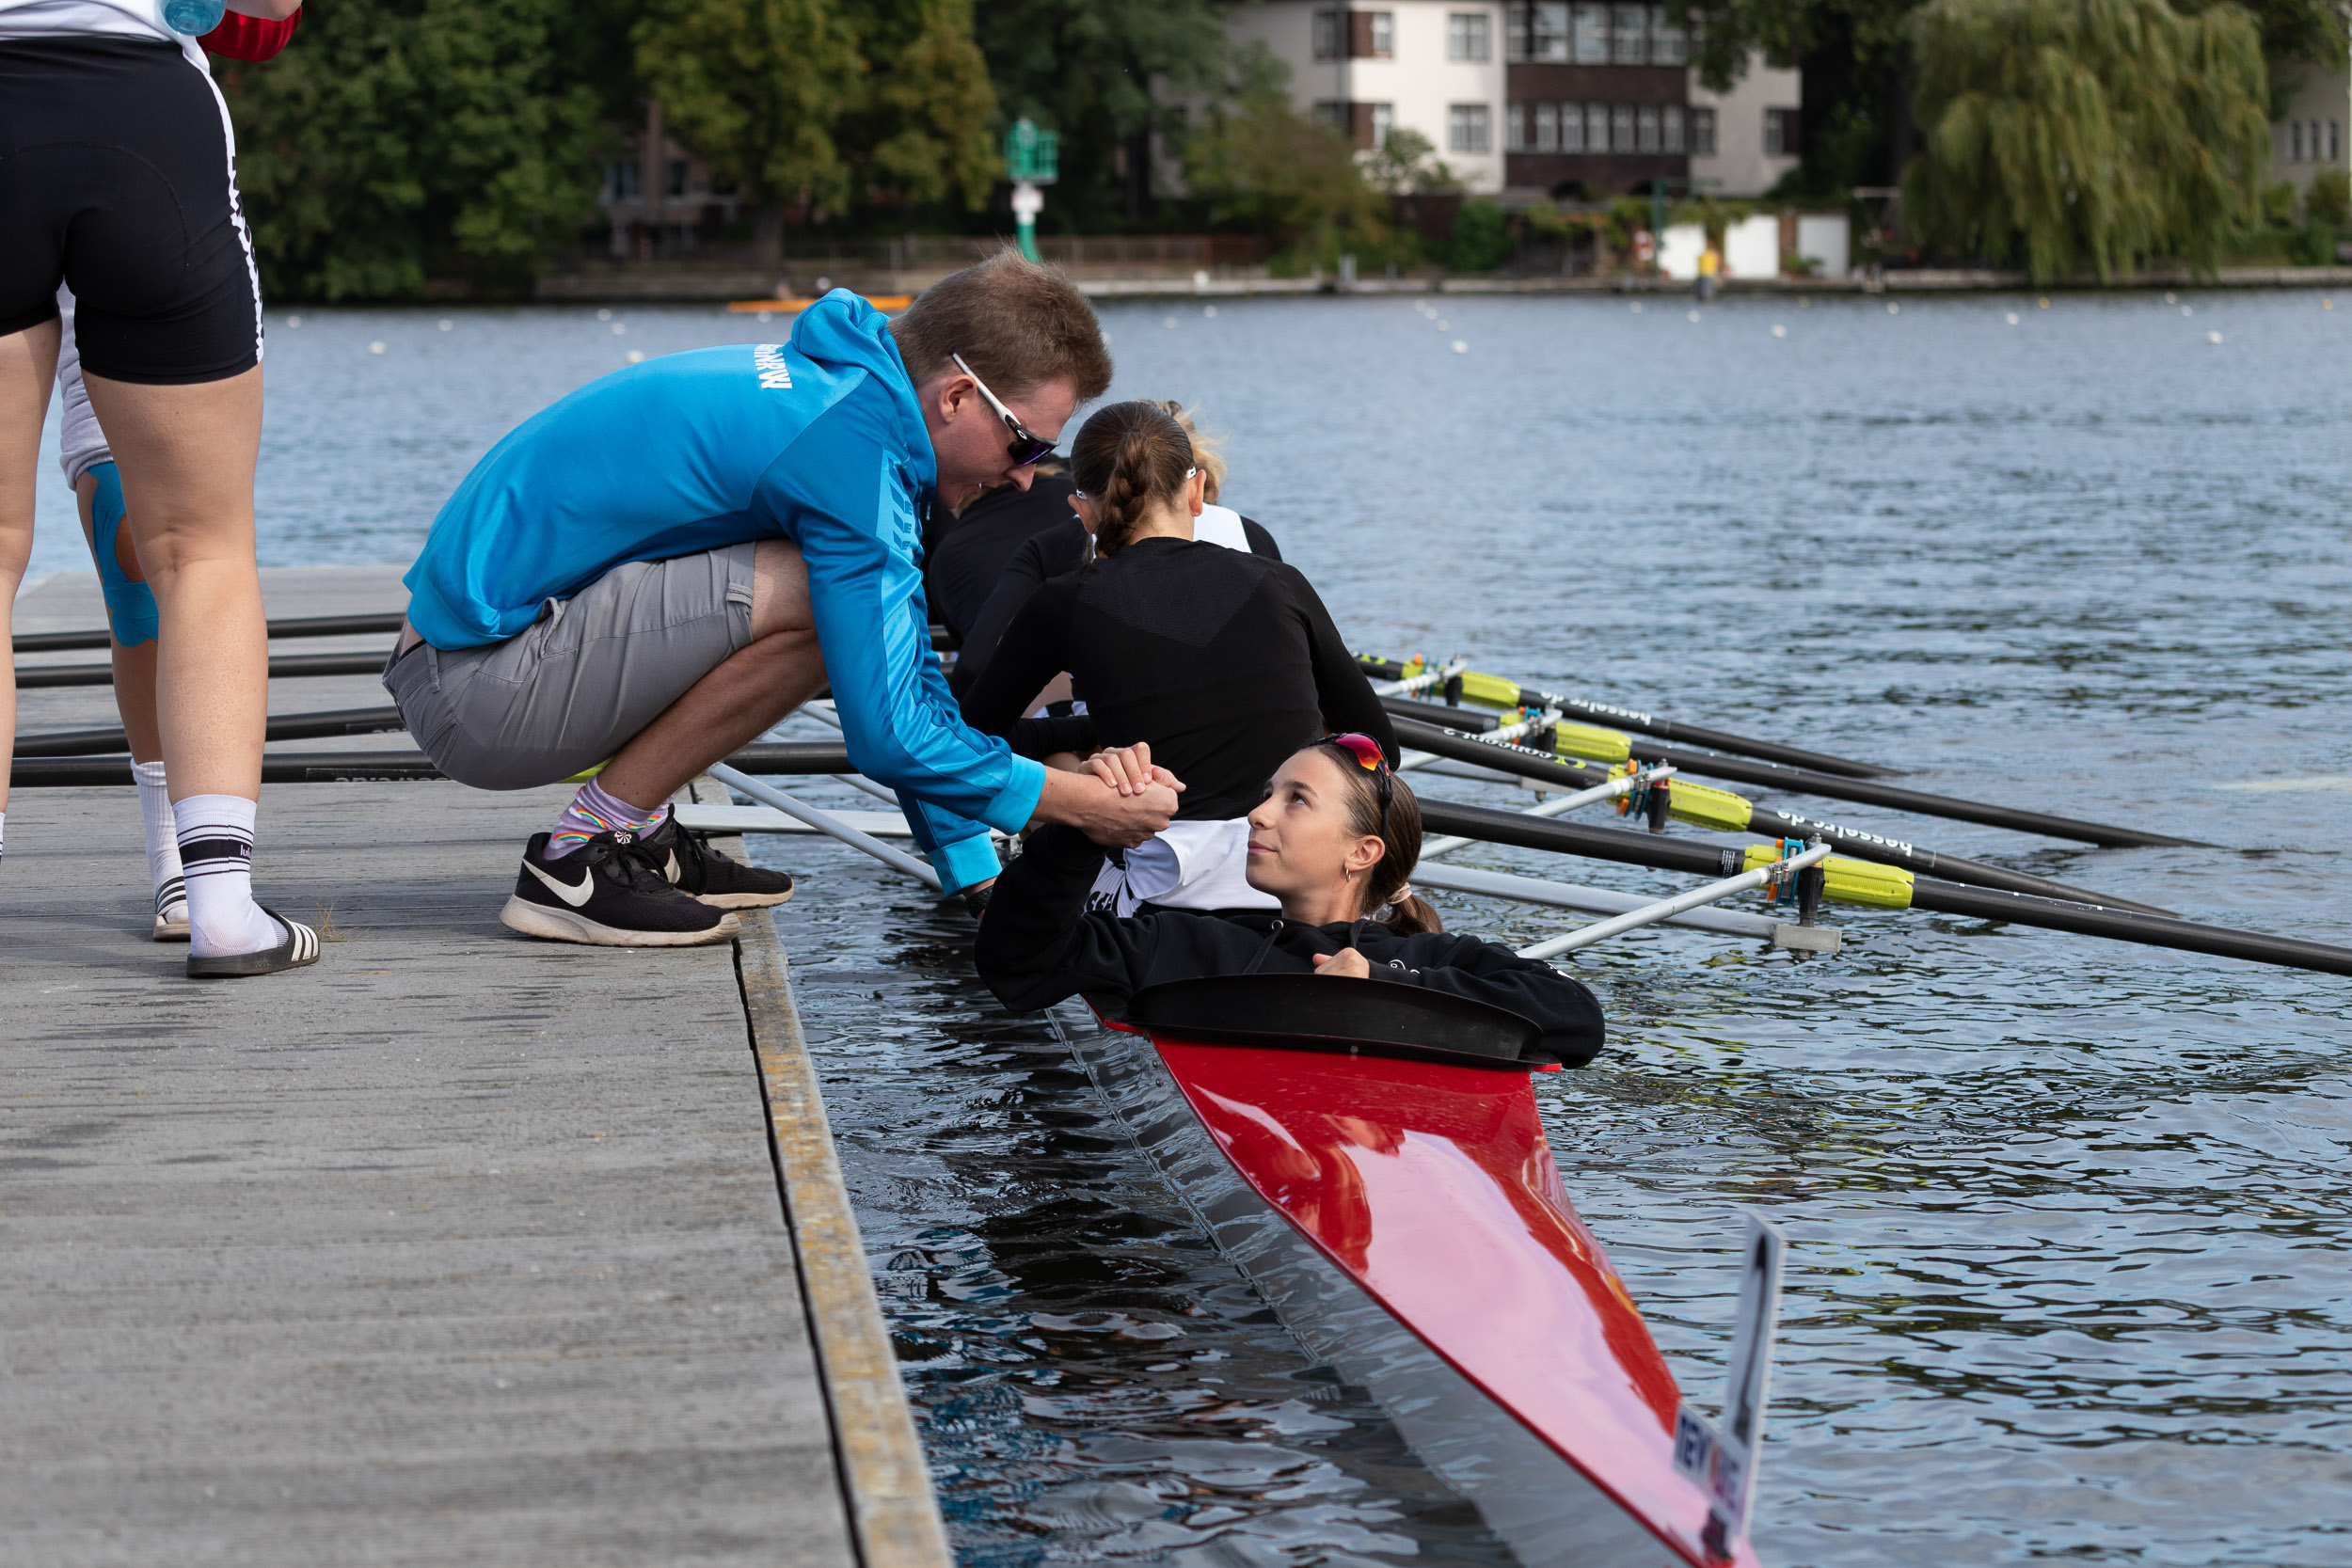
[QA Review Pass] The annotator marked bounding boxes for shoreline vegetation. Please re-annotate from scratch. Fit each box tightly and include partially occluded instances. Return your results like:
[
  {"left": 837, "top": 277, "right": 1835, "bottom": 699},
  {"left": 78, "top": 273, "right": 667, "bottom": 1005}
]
[{"left": 216, "top": 0, "right": 2349, "bottom": 304}]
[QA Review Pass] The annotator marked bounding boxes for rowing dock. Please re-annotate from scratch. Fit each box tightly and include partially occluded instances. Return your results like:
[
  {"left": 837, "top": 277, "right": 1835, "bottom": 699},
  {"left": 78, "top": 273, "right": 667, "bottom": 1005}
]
[{"left": 3, "top": 567, "right": 946, "bottom": 1567}]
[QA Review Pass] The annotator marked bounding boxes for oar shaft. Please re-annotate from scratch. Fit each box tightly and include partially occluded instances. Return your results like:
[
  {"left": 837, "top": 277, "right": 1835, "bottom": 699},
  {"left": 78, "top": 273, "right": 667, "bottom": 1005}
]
[
  {"left": 15, "top": 651, "right": 389, "bottom": 689},
  {"left": 1416, "top": 798, "right": 2352, "bottom": 979},
  {"left": 13, "top": 705, "right": 410, "bottom": 759},
  {"left": 12, "top": 610, "right": 405, "bottom": 656},
  {"left": 1389, "top": 714, "right": 2200, "bottom": 849},
  {"left": 707, "top": 763, "right": 941, "bottom": 890},
  {"left": 10, "top": 740, "right": 858, "bottom": 790}
]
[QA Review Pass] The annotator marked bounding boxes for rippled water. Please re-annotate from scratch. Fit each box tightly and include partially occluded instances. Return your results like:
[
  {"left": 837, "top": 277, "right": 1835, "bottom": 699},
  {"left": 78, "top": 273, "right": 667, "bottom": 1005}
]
[{"left": 31, "top": 288, "right": 2352, "bottom": 1565}]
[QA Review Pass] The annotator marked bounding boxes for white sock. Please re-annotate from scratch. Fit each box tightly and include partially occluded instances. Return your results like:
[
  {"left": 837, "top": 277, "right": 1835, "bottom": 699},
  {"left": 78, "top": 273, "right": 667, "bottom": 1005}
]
[
  {"left": 0, "top": 807, "right": 7, "bottom": 864},
  {"left": 173, "top": 794, "right": 282, "bottom": 957},
  {"left": 134, "top": 761, "right": 185, "bottom": 911}
]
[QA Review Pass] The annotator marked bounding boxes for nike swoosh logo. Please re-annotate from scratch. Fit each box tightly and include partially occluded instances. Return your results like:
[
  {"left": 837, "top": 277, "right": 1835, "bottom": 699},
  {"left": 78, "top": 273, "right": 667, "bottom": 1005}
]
[
  {"left": 663, "top": 850, "right": 680, "bottom": 882},
  {"left": 525, "top": 859, "right": 596, "bottom": 908}
]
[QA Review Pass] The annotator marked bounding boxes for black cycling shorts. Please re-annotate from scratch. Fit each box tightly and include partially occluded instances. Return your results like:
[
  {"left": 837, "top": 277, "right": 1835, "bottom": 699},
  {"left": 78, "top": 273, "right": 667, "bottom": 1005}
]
[{"left": 0, "top": 34, "right": 262, "bottom": 385}]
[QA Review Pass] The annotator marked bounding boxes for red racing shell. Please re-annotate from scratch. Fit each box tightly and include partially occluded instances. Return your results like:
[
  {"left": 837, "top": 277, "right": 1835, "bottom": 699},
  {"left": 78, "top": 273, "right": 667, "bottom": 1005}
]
[{"left": 200, "top": 6, "right": 299, "bottom": 60}]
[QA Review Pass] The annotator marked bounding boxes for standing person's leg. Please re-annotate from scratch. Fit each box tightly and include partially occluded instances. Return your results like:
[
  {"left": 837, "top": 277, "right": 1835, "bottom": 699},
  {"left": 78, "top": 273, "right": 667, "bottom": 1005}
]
[
  {"left": 82, "top": 366, "right": 296, "bottom": 972},
  {"left": 74, "top": 465, "right": 183, "bottom": 937},
  {"left": 0, "top": 318, "right": 64, "bottom": 867}
]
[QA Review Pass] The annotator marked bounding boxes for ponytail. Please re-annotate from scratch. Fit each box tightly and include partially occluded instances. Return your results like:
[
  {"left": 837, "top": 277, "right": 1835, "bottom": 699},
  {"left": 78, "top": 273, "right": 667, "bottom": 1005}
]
[
  {"left": 1069, "top": 401, "right": 1194, "bottom": 555},
  {"left": 1309, "top": 739, "right": 1443, "bottom": 937}
]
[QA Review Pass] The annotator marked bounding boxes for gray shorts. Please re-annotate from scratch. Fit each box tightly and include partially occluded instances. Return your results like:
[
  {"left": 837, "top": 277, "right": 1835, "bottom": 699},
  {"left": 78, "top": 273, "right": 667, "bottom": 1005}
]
[{"left": 385, "top": 543, "right": 756, "bottom": 791}]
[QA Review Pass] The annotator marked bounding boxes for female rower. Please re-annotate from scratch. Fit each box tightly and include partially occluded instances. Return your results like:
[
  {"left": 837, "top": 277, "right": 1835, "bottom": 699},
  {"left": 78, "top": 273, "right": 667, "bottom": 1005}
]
[
  {"left": 976, "top": 736, "right": 1606, "bottom": 1066},
  {"left": 956, "top": 400, "right": 1394, "bottom": 828},
  {"left": 948, "top": 402, "right": 1278, "bottom": 699}
]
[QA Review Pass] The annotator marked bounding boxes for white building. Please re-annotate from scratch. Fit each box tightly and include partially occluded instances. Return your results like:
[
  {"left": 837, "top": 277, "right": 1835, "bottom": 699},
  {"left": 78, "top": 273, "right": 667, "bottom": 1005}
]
[
  {"left": 1688, "top": 54, "right": 1800, "bottom": 198},
  {"left": 1226, "top": 2, "right": 1510, "bottom": 193},
  {"left": 2271, "top": 56, "right": 2350, "bottom": 202}
]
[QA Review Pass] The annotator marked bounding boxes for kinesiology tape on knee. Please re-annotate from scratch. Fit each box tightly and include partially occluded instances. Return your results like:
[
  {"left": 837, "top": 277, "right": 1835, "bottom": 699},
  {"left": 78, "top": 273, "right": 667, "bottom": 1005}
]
[{"left": 86, "top": 464, "right": 159, "bottom": 648}]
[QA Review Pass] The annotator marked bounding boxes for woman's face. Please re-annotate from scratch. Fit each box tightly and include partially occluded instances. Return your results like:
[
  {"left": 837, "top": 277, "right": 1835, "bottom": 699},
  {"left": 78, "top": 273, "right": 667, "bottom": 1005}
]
[{"left": 1244, "top": 749, "right": 1385, "bottom": 911}]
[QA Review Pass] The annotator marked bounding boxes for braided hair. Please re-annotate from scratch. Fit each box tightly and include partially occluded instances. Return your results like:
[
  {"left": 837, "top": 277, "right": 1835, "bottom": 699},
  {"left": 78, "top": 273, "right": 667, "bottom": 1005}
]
[
  {"left": 1069, "top": 400, "right": 1195, "bottom": 555},
  {"left": 1308, "top": 740, "right": 1443, "bottom": 937}
]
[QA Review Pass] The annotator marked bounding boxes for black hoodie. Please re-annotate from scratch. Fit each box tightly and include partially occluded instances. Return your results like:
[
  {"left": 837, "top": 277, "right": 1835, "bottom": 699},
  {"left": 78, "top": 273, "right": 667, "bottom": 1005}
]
[{"left": 975, "top": 824, "right": 1608, "bottom": 1066}]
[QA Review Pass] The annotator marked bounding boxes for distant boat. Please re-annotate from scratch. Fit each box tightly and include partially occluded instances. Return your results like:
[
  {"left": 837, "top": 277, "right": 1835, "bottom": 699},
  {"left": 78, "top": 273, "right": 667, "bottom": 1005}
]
[{"left": 726, "top": 293, "right": 913, "bottom": 315}]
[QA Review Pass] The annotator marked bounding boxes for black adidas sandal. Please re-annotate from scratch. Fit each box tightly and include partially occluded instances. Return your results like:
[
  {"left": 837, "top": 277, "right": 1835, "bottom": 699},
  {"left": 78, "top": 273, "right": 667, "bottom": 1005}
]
[{"left": 185, "top": 905, "right": 322, "bottom": 978}]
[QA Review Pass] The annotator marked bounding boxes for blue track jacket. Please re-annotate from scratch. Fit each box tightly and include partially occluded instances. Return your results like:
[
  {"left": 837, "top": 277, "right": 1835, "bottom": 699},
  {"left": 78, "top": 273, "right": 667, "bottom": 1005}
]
[{"left": 401, "top": 293, "right": 1041, "bottom": 892}]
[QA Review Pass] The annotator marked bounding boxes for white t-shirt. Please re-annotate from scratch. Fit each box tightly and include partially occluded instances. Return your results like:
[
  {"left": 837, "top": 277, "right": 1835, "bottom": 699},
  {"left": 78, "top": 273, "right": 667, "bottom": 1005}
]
[
  {"left": 53, "top": 287, "right": 111, "bottom": 487},
  {"left": 0, "top": 0, "right": 209, "bottom": 66},
  {"left": 1085, "top": 817, "right": 1279, "bottom": 918},
  {"left": 1192, "top": 503, "right": 1249, "bottom": 552}
]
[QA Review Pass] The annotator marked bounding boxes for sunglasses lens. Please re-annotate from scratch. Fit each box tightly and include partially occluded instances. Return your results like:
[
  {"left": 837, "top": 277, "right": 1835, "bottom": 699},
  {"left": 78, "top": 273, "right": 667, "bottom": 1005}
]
[
  {"left": 1328, "top": 733, "right": 1384, "bottom": 771},
  {"left": 1011, "top": 436, "right": 1057, "bottom": 467}
]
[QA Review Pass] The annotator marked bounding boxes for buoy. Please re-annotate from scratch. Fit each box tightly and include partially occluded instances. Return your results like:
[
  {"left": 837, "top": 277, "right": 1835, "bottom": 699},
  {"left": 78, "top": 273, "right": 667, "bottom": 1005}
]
[
  {"left": 1630, "top": 302, "right": 1643, "bottom": 313},
  {"left": 1163, "top": 316, "right": 1177, "bottom": 328},
  {"left": 1771, "top": 324, "right": 1787, "bottom": 338},
  {"left": 1799, "top": 296, "right": 1811, "bottom": 308},
  {"left": 2006, "top": 312, "right": 2020, "bottom": 325},
  {"left": 2038, "top": 297, "right": 2050, "bottom": 309},
  {"left": 596, "top": 309, "right": 612, "bottom": 321},
  {"left": 2207, "top": 330, "right": 2223, "bottom": 344},
  {"left": 1687, "top": 309, "right": 1701, "bottom": 323},
  {"left": 285, "top": 315, "right": 301, "bottom": 328},
  {"left": 2181, "top": 306, "right": 2193, "bottom": 317},
  {"left": 368, "top": 341, "right": 385, "bottom": 355},
  {"left": 627, "top": 349, "right": 645, "bottom": 363},
  {"left": 1451, "top": 340, "right": 1468, "bottom": 354},
  {"left": 1435, "top": 319, "right": 1449, "bottom": 329},
  {"left": 2164, "top": 293, "right": 2177, "bottom": 303},
  {"left": 1886, "top": 302, "right": 1899, "bottom": 314},
  {"left": 437, "top": 319, "right": 453, "bottom": 331},
  {"left": 1203, "top": 305, "right": 1217, "bottom": 317}
]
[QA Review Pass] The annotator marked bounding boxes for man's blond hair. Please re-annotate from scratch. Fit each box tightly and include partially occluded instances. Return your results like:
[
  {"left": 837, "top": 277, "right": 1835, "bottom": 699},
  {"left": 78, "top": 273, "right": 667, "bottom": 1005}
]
[{"left": 889, "top": 249, "right": 1113, "bottom": 403}]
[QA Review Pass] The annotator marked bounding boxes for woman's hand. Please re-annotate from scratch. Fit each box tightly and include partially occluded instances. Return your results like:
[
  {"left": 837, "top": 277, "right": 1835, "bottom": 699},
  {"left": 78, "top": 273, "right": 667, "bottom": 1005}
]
[
  {"left": 1086, "top": 741, "right": 1184, "bottom": 799},
  {"left": 1311, "top": 948, "right": 1371, "bottom": 979}
]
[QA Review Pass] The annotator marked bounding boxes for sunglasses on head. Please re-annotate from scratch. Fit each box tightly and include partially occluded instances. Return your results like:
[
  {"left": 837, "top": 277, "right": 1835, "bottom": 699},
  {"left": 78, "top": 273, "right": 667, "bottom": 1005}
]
[
  {"left": 951, "top": 353, "right": 1057, "bottom": 467},
  {"left": 1321, "top": 732, "right": 1392, "bottom": 841}
]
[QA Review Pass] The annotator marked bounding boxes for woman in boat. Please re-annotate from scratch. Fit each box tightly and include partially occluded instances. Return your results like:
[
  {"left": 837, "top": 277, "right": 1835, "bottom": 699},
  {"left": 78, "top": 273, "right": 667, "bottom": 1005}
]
[
  {"left": 956, "top": 400, "right": 1394, "bottom": 827},
  {"left": 947, "top": 402, "right": 1281, "bottom": 700},
  {"left": 977, "top": 736, "right": 1607, "bottom": 1066}
]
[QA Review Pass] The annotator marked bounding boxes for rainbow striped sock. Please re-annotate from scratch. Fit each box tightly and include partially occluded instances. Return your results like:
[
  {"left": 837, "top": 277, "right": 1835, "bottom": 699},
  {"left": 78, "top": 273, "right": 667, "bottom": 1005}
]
[{"left": 548, "top": 777, "right": 670, "bottom": 859}]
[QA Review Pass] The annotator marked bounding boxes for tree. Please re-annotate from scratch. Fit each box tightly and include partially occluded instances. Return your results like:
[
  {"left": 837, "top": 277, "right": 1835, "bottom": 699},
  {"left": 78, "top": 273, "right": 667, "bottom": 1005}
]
[
  {"left": 633, "top": 0, "right": 863, "bottom": 262},
  {"left": 1899, "top": 0, "right": 2271, "bottom": 281},
  {"left": 223, "top": 0, "right": 606, "bottom": 300},
  {"left": 1182, "top": 56, "right": 1391, "bottom": 268},
  {"left": 976, "top": 0, "right": 1237, "bottom": 227},
  {"left": 1362, "top": 128, "right": 1463, "bottom": 196},
  {"left": 836, "top": 0, "right": 999, "bottom": 211}
]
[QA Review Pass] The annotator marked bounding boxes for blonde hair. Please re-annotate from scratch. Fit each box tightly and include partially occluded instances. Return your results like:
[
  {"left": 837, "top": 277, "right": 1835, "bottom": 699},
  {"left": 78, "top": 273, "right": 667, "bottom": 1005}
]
[
  {"left": 1154, "top": 401, "right": 1227, "bottom": 505},
  {"left": 889, "top": 249, "right": 1113, "bottom": 401}
]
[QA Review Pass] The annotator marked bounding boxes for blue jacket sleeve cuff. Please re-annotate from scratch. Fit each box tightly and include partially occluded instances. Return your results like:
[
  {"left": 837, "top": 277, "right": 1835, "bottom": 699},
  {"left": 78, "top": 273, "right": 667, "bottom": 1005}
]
[
  {"left": 931, "top": 832, "right": 1007, "bottom": 895},
  {"left": 980, "top": 755, "right": 1047, "bottom": 835}
]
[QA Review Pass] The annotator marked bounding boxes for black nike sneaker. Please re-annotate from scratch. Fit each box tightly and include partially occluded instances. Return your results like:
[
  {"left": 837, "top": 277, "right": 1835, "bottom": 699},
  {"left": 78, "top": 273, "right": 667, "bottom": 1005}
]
[
  {"left": 634, "top": 813, "right": 796, "bottom": 909},
  {"left": 500, "top": 831, "right": 740, "bottom": 947}
]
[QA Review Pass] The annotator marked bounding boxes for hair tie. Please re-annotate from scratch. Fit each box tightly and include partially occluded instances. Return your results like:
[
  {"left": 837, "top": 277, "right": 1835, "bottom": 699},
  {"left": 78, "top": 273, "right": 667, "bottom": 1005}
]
[{"left": 1392, "top": 884, "right": 1412, "bottom": 902}]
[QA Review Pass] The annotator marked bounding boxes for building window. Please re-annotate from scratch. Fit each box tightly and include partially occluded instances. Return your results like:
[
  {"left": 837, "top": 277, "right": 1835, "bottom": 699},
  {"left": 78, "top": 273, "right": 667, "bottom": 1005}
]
[
  {"left": 1611, "top": 3, "right": 1647, "bottom": 63},
  {"left": 1764, "top": 106, "right": 1799, "bottom": 156},
  {"left": 667, "top": 159, "right": 690, "bottom": 197},
  {"left": 1313, "top": 9, "right": 1340, "bottom": 60},
  {"left": 1637, "top": 104, "right": 1660, "bottom": 151},
  {"left": 1647, "top": 4, "right": 1686, "bottom": 64},
  {"left": 1691, "top": 105, "right": 1717, "bottom": 155},
  {"left": 1571, "top": 2, "right": 1607, "bottom": 62},
  {"left": 1663, "top": 103, "right": 1685, "bottom": 152},
  {"left": 1565, "top": 103, "right": 1589, "bottom": 152},
  {"left": 2290, "top": 121, "right": 2303, "bottom": 161},
  {"left": 1450, "top": 103, "right": 1491, "bottom": 153},
  {"left": 2333, "top": 120, "right": 2343, "bottom": 160},
  {"left": 1312, "top": 99, "right": 1347, "bottom": 133},
  {"left": 1359, "top": 9, "right": 1394, "bottom": 57},
  {"left": 1370, "top": 102, "right": 1395, "bottom": 149},
  {"left": 1534, "top": 102, "right": 1560, "bottom": 151},
  {"left": 1531, "top": 2, "right": 1571, "bottom": 61},
  {"left": 1612, "top": 103, "right": 1636, "bottom": 152},
  {"left": 1448, "top": 10, "right": 1489, "bottom": 59},
  {"left": 604, "top": 161, "right": 640, "bottom": 199}
]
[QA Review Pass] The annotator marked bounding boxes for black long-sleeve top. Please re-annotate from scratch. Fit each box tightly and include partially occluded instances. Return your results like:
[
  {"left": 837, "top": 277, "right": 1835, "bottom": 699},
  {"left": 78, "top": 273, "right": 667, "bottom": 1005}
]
[
  {"left": 950, "top": 514, "right": 1281, "bottom": 698},
  {"left": 924, "top": 475, "right": 1080, "bottom": 647},
  {"left": 976, "top": 824, "right": 1607, "bottom": 1067},
  {"left": 956, "top": 535, "right": 1398, "bottom": 821}
]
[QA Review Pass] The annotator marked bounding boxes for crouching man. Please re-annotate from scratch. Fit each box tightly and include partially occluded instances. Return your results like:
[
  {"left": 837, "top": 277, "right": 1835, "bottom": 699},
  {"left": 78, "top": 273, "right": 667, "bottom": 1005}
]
[{"left": 386, "top": 253, "right": 1175, "bottom": 946}]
